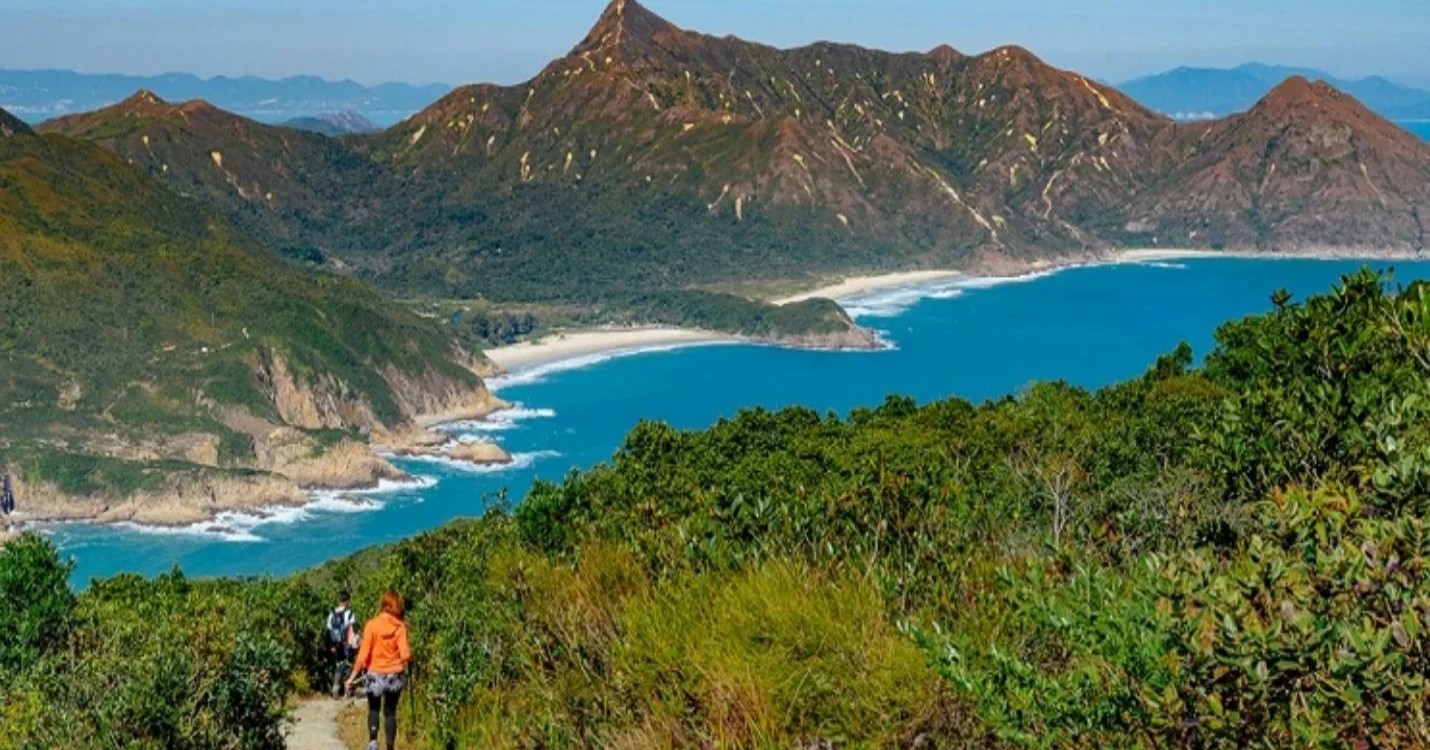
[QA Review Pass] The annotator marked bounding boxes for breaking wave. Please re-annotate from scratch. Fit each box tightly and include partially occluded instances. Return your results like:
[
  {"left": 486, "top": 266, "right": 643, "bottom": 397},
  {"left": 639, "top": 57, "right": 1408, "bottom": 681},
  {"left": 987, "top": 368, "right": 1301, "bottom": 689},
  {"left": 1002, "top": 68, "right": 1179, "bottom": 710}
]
[
  {"left": 395, "top": 450, "right": 563, "bottom": 475},
  {"left": 109, "top": 474, "right": 437, "bottom": 543},
  {"left": 443, "top": 405, "right": 557, "bottom": 433}
]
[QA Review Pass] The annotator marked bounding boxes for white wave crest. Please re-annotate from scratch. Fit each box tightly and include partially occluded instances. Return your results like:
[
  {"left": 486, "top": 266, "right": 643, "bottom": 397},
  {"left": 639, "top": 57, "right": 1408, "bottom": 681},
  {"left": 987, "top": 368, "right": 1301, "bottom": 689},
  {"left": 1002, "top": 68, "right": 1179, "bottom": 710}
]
[
  {"left": 842, "top": 284, "right": 967, "bottom": 318},
  {"left": 954, "top": 267, "right": 1064, "bottom": 290},
  {"left": 112, "top": 520, "right": 266, "bottom": 544},
  {"left": 443, "top": 405, "right": 557, "bottom": 433},
  {"left": 397, "top": 449, "right": 561, "bottom": 475},
  {"left": 105, "top": 474, "right": 435, "bottom": 543},
  {"left": 1134, "top": 260, "right": 1189, "bottom": 270},
  {"left": 841, "top": 265, "right": 1098, "bottom": 319}
]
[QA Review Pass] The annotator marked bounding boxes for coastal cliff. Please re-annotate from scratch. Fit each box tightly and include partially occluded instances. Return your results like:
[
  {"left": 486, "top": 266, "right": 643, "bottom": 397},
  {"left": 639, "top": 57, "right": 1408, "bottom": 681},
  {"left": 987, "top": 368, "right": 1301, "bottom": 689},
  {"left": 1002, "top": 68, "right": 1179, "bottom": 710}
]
[
  {"left": 0, "top": 112, "right": 517, "bottom": 528},
  {"left": 21, "top": 350, "right": 512, "bottom": 527},
  {"left": 10, "top": 472, "right": 306, "bottom": 527}
]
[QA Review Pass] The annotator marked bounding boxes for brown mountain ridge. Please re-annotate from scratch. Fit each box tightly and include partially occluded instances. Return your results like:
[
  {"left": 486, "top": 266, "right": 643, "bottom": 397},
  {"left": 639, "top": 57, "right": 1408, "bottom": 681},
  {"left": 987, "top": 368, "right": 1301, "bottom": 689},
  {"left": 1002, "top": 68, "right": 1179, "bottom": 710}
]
[{"left": 39, "top": 0, "right": 1430, "bottom": 302}]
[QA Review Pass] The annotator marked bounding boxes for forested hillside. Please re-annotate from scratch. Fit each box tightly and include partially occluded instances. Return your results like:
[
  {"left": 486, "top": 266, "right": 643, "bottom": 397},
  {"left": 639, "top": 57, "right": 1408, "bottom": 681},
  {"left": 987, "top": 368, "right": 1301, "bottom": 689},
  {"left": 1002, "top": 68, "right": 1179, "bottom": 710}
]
[
  {"left": 5, "top": 270, "right": 1430, "bottom": 748},
  {"left": 0, "top": 106, "right": 497, "bottom": 521}
]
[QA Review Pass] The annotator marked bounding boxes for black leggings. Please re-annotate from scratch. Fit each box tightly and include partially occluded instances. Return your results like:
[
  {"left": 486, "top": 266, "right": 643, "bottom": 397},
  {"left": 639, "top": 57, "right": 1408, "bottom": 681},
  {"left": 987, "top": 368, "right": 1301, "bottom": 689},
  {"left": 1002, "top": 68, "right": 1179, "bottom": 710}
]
[{"left": 368, "top": 690, "right": 400, "bottom": 748}]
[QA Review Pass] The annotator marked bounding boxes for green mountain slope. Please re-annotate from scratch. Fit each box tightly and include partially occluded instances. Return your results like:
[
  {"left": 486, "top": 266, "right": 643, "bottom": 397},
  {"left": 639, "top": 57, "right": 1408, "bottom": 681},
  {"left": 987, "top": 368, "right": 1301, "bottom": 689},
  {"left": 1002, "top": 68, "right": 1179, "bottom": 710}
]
[
  {"left": 38, "top": 90, "right": 398, "bottom": 268},
  {"left": 0, "top": 108, "right": 497, "bottom": 520},
  {"left": 38, "top": 87, "right": 871, "bottom": 343}
]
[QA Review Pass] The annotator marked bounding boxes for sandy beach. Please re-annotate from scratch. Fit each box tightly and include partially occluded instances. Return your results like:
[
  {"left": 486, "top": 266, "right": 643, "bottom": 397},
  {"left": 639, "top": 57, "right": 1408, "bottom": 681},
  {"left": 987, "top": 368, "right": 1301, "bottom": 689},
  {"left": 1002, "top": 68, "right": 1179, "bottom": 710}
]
[
  {"left": 484, "top": 328, "right": 736, "bottom": 372},
  {"left": 773, "top": 270, "right": 963, "bottom": 305},
  {"left": 1115, "top": 249, "right": 1226, "bottom": 262},
  {"left": 484, "top": 271, "right": 972, "bottom": 374},
  {"left": 484, "top": 248, "right": 1427, "bottom": 376}
]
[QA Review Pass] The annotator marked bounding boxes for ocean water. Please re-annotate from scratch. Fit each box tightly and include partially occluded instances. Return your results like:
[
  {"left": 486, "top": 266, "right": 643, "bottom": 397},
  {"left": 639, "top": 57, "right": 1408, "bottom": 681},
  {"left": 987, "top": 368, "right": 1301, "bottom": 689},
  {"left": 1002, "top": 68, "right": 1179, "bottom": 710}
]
[
  {"left": 1404, "top": 121, "right": 1430, "bottom": 141},
  {"left": 44, "top": 258, "right": 1430, "bottom": 585}
]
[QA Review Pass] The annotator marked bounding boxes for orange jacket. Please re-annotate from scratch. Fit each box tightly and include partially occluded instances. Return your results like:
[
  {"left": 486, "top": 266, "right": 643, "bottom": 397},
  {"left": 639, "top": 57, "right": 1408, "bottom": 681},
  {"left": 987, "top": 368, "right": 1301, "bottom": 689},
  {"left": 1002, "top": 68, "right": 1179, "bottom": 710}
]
[{"left": 354, "top": 612, "right": 410, "bottom": 675}]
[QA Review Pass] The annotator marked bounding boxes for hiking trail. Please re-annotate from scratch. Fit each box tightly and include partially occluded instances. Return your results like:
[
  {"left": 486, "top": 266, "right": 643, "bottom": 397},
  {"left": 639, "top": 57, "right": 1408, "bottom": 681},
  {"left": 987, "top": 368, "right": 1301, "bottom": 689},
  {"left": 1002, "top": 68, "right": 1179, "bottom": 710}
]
[{"left": 288, "top": 697, "right": 348, "bottom": 750}]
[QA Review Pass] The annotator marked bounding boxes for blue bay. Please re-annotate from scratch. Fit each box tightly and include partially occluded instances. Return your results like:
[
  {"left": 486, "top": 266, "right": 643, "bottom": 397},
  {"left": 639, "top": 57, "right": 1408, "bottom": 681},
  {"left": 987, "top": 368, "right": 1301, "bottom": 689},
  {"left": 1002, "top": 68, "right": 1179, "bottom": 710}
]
[{"left": 46, "top": 258, "right": 1430, "bottom": 584}]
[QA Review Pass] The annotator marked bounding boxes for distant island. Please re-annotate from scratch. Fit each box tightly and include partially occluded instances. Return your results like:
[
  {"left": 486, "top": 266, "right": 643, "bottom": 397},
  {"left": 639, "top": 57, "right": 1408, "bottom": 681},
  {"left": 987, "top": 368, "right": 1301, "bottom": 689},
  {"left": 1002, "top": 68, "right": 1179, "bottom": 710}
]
[
  {"left": 280, "top": 111, "right": 383, "bottom": 137},
  {"left": 1117, "top": 62, "right": 1430, "bottom": 120}
]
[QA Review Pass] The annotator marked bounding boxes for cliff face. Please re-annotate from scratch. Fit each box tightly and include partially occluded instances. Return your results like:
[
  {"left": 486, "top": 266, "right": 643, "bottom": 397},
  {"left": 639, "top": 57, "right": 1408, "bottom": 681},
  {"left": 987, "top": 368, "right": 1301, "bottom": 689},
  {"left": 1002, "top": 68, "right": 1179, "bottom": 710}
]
[
  {"left": 379, "top": 362, "right": 508, "bottom": 426},
  {"left": 258, "top": 353, "right": 383, "bottom": 432},
  {"left": 256, "top": 348, "right": 503, "bottom": 433},
  {"left": 11, "top": 472, "right": 307, "bottom": 527}
]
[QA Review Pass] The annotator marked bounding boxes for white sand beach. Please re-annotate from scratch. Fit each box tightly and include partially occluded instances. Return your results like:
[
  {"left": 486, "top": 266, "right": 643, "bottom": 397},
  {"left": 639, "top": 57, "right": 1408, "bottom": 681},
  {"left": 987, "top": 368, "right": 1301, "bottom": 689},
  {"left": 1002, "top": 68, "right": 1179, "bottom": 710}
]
[
  {"left": 485, "top": 273, "right": 970, "bottom": 373},
  {"left": 484, "top": 328, "right": 735, "bottom": 372},
  {"left": 773, "top": 270, "right": 964, "bottom": 305},
  {"left": 1114, "top": 249, "right": 1226, "bottom": 263},
  {"left": 484, "top": 248, "right": 1426, "bottom": 377}
]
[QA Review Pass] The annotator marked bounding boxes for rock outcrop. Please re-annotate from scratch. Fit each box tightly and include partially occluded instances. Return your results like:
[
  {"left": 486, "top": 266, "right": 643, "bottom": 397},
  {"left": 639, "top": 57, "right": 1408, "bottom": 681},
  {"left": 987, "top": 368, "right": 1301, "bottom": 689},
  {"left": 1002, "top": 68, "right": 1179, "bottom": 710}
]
[
  {"left": 448, "top": 441, "right": 515, "bottom": 466},
  {"left": 381, "top": 363, "right": 509, "bottom": 426},
  {"left": 11, "top": 472, "right": 307, "bottom": 527}
]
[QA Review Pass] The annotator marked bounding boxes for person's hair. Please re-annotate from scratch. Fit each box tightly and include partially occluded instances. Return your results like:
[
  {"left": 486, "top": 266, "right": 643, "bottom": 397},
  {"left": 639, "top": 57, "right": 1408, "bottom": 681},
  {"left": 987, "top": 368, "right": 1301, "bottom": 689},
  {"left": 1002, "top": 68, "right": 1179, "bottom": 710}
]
[
  {"left": 338, "top": 590, "right": 350, "bottom": 604},
  {"left": 379, "top": 589, "right": 404, "bottom": 619}
]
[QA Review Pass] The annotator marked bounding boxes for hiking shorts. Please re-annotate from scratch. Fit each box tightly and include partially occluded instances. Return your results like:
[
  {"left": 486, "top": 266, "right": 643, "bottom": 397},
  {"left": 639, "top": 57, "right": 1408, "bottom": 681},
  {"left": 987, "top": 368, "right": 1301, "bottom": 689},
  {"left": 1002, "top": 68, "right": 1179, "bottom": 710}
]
[{"left": 366, "top": 671, "right": 406, "bottom": 697}]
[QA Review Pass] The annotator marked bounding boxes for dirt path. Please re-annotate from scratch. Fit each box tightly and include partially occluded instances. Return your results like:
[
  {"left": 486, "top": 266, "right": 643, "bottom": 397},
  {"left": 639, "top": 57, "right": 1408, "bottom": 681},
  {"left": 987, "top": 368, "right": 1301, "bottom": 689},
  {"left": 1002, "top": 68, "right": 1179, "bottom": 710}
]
[{"left": 287, "top": 698, "right": 349, "bottom": 750}]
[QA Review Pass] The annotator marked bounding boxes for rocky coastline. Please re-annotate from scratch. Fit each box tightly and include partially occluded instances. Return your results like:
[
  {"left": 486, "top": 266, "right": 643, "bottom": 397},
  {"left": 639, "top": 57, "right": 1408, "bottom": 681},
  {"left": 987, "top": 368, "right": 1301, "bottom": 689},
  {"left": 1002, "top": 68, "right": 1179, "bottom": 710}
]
[{"left": 5, "top": 353, "right": 516, "bottom": 530}]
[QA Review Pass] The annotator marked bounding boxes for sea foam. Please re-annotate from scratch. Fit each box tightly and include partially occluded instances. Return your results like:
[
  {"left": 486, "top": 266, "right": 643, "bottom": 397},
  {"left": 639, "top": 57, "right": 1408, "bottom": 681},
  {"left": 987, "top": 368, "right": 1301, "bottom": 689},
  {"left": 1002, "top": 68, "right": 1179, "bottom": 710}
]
[
  {"left": 110, "top": 473, "right": 435, "bottom": 543},
  {"left": 443, "top": 405, "right": 557, "bottom": 433},
  {"left": 395, "top": 450, "right": 562, "bottom": 475},
  {"left": 842, "top": 282, "right": 967, "bottom": 318}
]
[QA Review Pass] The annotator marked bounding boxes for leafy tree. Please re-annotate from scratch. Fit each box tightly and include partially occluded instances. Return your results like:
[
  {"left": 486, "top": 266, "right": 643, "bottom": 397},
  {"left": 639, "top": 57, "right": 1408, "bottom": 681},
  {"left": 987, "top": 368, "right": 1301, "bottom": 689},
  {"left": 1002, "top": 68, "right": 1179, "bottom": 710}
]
[{"left": 0, "top": 535, "right": 75, "bottom": 674}]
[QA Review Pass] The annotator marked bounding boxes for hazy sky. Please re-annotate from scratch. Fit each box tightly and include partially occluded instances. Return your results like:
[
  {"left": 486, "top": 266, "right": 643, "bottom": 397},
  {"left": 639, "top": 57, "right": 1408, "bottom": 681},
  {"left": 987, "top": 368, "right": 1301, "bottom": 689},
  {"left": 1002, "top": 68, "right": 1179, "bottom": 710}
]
[{"left": 3, "top": 0, "right": 1428, "bottom": 87}]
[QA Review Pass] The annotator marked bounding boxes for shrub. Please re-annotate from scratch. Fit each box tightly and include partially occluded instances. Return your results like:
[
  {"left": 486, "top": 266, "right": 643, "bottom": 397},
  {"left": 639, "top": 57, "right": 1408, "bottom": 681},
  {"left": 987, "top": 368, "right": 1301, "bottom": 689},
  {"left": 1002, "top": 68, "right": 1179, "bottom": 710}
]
[{"left": 0, "top": 535, "right": 75, "bottom": 674}]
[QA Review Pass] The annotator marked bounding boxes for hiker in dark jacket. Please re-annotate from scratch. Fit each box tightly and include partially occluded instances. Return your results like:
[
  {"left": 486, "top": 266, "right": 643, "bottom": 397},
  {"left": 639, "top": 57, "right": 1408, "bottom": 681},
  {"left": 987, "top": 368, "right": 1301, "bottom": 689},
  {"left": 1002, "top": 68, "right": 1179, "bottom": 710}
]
[{"left": 326, "top": 590, "right": 359, "bottom": 697}]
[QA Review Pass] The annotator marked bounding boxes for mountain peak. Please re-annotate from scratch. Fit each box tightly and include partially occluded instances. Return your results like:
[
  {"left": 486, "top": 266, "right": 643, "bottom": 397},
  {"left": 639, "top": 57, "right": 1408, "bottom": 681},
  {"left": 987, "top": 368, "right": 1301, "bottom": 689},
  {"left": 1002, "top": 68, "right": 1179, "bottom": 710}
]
[
  {"left": 177, "top": 98, "right": 219, "bottom": 115},
  {"left": 119, "top": 88, "right": 170, "bottom": 110},
  {"left": 1254, "top": 75, "right": 1360, "bottom": 117},
  {"left": 1265, "top": 75, "right": 1317, "bottom": 101},
  {"left": 0, "top": 107, "right": 32, "bottom": 138},
  {"left": 928, "top": 44, "right": 964, "bottom": 63},
  {"left": 988, "top": 44, "right": 1044, "bottom": 63},
  {"left": 577, "top": 0, "right": 681, "bottom": 55}
]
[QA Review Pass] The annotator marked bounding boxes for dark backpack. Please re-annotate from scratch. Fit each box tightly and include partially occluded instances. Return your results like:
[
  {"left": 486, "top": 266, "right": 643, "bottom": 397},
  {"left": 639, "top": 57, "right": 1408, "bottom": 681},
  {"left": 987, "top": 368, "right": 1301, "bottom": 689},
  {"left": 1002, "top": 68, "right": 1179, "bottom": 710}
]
[{"left": 327, "top": 608, "right": 350, "bottom": 647}]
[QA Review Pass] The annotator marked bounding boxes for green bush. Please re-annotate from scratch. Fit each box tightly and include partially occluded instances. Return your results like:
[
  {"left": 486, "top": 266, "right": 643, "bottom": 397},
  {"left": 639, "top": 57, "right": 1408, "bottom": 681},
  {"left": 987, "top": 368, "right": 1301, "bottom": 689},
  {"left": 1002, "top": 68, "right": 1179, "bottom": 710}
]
[
  {"left": 939, "top": 487, "right": 1430, "bottom": 749},
  {"left": 0, "top": 535, "right": 75, "bottom": 674}
]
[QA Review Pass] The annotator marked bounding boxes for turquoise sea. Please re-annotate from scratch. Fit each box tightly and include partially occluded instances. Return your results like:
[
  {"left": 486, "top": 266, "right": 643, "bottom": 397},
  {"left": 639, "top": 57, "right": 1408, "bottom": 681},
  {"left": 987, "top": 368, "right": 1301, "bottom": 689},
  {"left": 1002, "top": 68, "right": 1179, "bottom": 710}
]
[{"left": 45, "top": 257, "right": 1430, "bottom": 585}]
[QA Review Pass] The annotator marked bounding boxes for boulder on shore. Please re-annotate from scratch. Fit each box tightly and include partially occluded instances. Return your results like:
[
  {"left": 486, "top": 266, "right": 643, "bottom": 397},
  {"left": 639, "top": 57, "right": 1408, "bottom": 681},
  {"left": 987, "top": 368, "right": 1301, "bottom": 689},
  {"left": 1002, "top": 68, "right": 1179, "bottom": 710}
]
[{"left": 448, "top": 441, "right": 514, "bottom": 466}]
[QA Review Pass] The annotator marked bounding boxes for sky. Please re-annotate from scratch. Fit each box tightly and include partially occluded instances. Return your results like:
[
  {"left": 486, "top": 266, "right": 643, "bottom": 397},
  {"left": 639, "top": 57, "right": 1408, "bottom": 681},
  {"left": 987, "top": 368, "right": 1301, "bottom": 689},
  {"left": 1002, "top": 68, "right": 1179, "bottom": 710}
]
[{"left": 2, "top": 0, "right": 1428, "bottom": 88}]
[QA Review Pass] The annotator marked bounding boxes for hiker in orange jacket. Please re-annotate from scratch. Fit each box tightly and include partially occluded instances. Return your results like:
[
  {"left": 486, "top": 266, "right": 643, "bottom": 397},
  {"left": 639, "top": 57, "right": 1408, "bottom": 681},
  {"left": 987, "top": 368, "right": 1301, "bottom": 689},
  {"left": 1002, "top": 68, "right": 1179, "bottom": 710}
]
[{"left": 345, "top": 590, "right": 411, "bottom": 750}]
